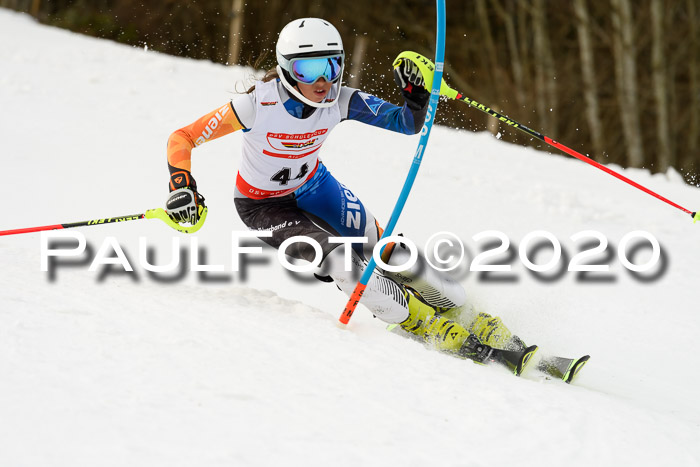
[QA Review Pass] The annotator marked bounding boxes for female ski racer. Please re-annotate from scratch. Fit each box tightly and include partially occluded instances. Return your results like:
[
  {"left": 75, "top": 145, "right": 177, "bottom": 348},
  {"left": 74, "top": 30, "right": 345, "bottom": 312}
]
[{"left": 164, "top": 18, "right": 518, "bottom": 361}]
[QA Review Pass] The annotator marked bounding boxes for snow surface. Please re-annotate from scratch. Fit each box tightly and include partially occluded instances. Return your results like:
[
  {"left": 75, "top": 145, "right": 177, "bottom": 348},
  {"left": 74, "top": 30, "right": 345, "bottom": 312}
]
[{"left": 2, "top": 9, "right": 700, "bottom": 467}]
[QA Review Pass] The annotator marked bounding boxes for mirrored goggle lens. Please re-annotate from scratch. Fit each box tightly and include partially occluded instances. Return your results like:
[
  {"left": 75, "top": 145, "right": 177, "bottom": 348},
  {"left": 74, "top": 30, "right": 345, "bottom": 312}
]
[{"left": 291, "top": 56, "right": 343, "bottom": 84}]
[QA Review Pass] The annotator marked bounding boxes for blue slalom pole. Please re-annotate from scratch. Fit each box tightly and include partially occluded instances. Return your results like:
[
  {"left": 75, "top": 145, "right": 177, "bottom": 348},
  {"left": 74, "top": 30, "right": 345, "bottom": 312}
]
[{"left": 339, "top": 0, "right": 447, "bottom": 324}]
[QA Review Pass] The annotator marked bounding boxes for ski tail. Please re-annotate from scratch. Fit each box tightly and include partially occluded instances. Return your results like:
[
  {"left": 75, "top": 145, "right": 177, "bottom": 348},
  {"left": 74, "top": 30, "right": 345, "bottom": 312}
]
[
  {"left": 537, "top": 355, "right": 591, "bottom": 384},
  {"left": 563, "top": 355, "right": 590, "bottom": 383},
  {"left": 489, "top": 345, "right": 539, "bottom": 377},
  {"left": 459, "top": 334, "right": 538, "bottom": 377}
]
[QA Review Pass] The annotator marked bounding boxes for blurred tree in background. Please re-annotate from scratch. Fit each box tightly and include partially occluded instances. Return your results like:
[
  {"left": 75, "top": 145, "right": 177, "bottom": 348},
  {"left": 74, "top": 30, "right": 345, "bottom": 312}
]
[{"left": 4, "top": 0, "right": 699, "bottom": 181}]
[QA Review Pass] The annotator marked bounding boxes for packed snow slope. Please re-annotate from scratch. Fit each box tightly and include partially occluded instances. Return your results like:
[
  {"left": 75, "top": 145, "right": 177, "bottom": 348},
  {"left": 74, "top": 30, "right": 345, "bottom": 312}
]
[{"left": 2, "top": 9, "right": 699, "bottom": 467}]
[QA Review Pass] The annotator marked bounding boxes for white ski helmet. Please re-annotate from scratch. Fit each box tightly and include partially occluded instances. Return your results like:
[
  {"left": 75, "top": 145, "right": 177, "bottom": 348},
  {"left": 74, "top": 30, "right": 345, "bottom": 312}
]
[{"left": 276, "top": 18, "right": 345, "bottom": 108}]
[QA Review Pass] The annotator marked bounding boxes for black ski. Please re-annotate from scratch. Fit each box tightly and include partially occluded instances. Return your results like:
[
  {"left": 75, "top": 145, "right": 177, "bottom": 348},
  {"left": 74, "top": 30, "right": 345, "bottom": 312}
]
[
  {"left": 459, "top": 334, "right": 538, "bottom": 377},
  {"left": 506, "top": 336, "right": 590, "bottom": 384},
  {"left": 488, "top": 345, "right": 539, "bottom": 376},
  {"left": 388, "top": 323, "right": 540, "bottom": 377},
  {"left": 536, "top": 355, "right": 590, "bottom": 384}
]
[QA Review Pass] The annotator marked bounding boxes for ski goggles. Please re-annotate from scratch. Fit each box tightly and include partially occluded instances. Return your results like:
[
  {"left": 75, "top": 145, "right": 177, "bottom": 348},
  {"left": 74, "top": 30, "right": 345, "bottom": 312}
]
[{"left": 290, "top": 54, "right": 344, "bottom": 84}]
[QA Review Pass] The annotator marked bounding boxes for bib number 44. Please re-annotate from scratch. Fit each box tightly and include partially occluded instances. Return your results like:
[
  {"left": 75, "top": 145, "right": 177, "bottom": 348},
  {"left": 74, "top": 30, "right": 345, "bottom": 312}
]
[{"left": 270, "top": 163, "right": 309, "bottom": 186}]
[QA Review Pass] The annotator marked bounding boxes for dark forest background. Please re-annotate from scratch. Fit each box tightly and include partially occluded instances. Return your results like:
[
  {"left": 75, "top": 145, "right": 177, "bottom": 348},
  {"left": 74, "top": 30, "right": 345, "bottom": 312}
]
[{"left": 4, "top": 0, "right": 699, "bottom": 181}]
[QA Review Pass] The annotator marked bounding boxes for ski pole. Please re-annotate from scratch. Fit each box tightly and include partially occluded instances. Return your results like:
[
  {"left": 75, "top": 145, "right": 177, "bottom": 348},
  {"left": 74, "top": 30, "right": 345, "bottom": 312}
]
[
  {"left": 338, "top": 0, "right": 447, "bottom": 325},
  {"left": 393, "top": 50, "right": 700, "bottom": 223},
  {"left": 0, "top": 207, "right": 208, "bottom": 236}
]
